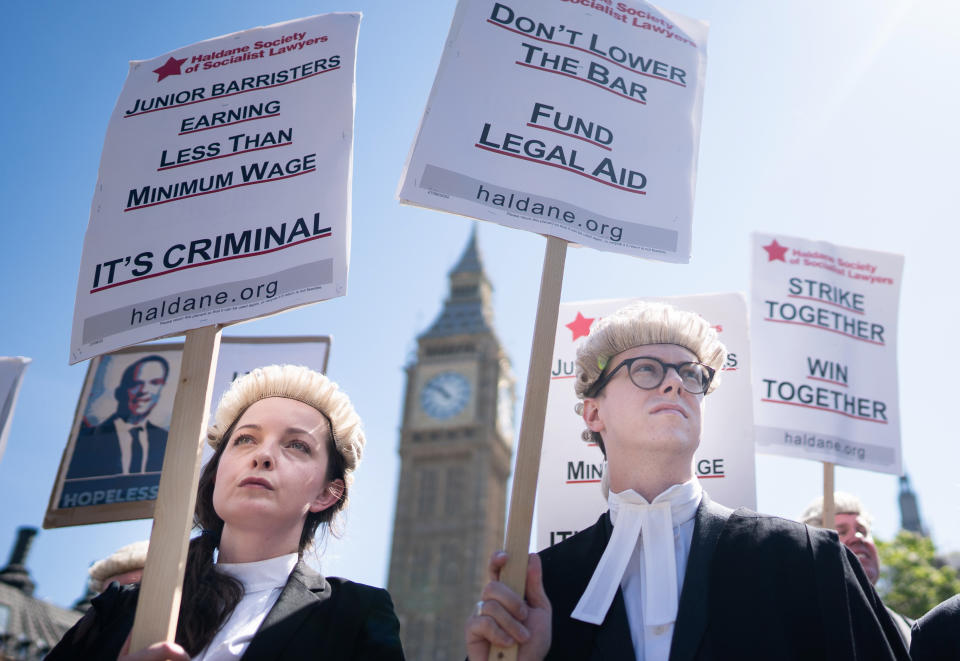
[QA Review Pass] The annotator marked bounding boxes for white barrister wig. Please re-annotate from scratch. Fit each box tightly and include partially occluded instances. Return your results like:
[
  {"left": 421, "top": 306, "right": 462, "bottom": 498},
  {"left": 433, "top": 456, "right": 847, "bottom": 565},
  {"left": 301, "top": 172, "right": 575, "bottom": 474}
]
[
  {"left": 207, "top": 365, "right": 365, "bottom": 496},
  {"left": 800, "top": 492, "right": 874, "bottom": 530},
  {"left": 574, "top": 301, "right": 727, "bottom": 399},
  {"left": 89, "top": 540, "right": 149, "bottom": 592}
]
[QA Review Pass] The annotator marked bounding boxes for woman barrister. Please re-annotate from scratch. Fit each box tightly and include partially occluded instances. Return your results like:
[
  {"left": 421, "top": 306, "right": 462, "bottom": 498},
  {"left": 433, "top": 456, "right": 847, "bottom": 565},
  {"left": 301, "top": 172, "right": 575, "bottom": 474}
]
[{"left": 50, "top": 364, "right": 405, "bottom": 660}]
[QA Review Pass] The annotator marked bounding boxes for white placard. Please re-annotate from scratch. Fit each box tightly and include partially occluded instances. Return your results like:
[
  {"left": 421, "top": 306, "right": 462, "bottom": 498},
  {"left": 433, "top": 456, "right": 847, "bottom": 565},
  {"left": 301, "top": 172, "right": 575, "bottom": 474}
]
[
  {"left": 70, "top": 14, "right": 360, "bottom": 364},
  {"left": 751, "top": 233, "right": 904, "bottom": 475},
  {"left": 399, "top": 0, "right": 707, "bottom": 263},
  {"left": 0, "top": 357, "right": 31, "bottom": 464},
  {"left": 200, "top": 336, "right": 331, "bottom": 463},
  {"left": 209, "top": 336, "right": 330, "bottom": 419},
  {"left": 536, "top": 294, "right": 756, "bottom": 550}
]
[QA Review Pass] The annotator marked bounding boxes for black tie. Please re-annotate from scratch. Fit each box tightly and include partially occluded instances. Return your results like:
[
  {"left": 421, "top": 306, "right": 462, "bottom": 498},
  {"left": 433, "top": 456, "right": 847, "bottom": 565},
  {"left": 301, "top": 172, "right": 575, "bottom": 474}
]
[{"left": 129, "top": 427, "right": 144, "bottom": 474}]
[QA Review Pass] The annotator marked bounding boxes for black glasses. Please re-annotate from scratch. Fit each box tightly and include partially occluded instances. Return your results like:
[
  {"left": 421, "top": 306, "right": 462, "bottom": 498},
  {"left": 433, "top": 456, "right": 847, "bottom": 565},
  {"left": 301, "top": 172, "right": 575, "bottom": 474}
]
[{"left": 588, "top": 356, "right": 715, "bottom": 396}]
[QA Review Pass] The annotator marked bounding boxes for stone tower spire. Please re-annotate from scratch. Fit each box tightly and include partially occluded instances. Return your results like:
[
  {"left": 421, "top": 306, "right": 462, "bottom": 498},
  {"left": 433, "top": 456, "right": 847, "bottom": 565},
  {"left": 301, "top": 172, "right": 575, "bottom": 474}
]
[
  {"left": 898, "top": 473, "right": 926, "bottom": 536},
  {"left": 0, "top": 527, "right": 37, "bottom": 596},
  {"left": 388, "top": 228, "right": 514, "bottom": 660}
]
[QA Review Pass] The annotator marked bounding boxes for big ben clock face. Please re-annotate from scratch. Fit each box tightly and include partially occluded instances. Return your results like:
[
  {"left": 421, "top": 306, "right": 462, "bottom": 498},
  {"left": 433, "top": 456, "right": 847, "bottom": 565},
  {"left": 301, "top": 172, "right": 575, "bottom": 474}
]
[{"left": 420, "top": 371, "right": 472, "bottom": 420}]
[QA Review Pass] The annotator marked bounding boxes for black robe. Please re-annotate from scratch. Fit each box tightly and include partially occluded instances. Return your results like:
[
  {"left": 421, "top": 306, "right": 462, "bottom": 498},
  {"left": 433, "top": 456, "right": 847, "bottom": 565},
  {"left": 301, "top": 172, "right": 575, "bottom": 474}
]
[
  {"left": 539, "top": 494, "right": 909, "bottom": 660},
  {"left": 910, "top": 594, "right": 960, "bottom": 661},
  {"left": 47, "top": 562, "right": 405, "bottom": 660}
]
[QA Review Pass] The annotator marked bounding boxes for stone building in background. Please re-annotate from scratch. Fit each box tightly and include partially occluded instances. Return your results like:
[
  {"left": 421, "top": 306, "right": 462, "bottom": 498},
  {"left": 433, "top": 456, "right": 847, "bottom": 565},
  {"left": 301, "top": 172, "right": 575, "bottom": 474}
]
[
  {"left": 388, "top": 230, "right": 515, "bottom": 660},
  {"left": 0, "top": 527, "right": 80, "bottom": 660}
]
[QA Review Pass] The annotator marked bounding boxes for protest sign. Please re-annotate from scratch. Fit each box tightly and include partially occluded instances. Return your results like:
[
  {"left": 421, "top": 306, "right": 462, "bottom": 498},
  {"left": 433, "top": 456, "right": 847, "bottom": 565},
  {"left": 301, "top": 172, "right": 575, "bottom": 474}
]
[
  {"left": 0, "top": 357, "right": 31, "bottom": 465},
  {"left": 537, "top": 294, "right": 756, "bottom": 550},
  {"left": 66, "top": 13, "right": 359, "bottom": 650},
  {"left": 207, "top": 335, "right": 331, "bottom": 421},
  {"left": 751, "top": 233, "right": 904, "bottom": 475},
  {"left": 399, "top": 0, "right": 708, "bottom": 263},
  {"left": 44, "top": 336, "right": 330, "bottom": 528},
  {"left": 399, "top": 4, "right": 708, "bottom": 654},
  {"left": 69, "top": 13, "right": 360, "bottom": 364}
]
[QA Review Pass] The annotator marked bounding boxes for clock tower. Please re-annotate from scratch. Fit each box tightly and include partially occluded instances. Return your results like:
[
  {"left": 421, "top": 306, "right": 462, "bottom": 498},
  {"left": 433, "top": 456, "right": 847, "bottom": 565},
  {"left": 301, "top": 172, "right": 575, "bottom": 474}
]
[{"left": 388, "top": 228, "right": 514, "bottom": 660}]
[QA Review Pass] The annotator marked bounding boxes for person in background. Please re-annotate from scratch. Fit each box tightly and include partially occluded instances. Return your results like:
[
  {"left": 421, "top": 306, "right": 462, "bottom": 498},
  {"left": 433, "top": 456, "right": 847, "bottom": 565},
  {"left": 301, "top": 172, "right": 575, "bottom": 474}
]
[
  {"left": 801, "top": 492, "right": 913, "bottom": 646},
  {"left": 89, "top": 540, "right": 149, "bottom": 593},
  {"left": 466, "top": 301, "right": 909, "bottom": 661}
]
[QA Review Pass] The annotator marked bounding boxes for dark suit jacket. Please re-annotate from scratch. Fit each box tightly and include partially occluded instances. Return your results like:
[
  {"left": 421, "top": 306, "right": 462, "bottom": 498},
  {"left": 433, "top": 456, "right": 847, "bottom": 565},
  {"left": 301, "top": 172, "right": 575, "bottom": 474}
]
[
  {"left": 48, "top": 562, "right": 404, "bottom": 660},
  {"left": 910, "top": 594, "right": 960, "bottom": 661},
  {"left": 539, "top": 494, "right": 909, "bottom": 660},
  {"left": 66, "top": 416, "right": 167, "bottom": 478},
  {"left": 886, "top": 606, "right": 913, "bottom": 648}
]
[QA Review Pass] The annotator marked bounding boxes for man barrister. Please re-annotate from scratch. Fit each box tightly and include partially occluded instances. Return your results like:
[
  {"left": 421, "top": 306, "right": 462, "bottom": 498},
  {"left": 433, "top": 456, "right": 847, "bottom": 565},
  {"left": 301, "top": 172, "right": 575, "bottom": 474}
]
[
  {"left": 466, "top": 301, "right": 909, "bottom": 660},
  {"left": 67, "top": 355, "right": 170, "bottom": 479}
]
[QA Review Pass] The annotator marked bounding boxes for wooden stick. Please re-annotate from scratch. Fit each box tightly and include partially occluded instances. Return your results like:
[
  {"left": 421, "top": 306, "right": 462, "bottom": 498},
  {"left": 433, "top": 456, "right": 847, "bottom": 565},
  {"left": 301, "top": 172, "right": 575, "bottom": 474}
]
[
  {"left": 490, "top": 236, "right": 567, "bottom": 661},
  {"left": 822, "top": 462, "right": 835, "bottom": 530},
  {"left": 129, "top": 325, "right": 222, "bottom": 652}
]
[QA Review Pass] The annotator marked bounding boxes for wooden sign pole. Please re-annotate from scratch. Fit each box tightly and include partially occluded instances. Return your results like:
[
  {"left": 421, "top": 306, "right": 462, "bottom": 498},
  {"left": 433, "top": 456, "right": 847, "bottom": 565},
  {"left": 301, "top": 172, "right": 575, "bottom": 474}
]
[
  {"left": 129, "top": 325, "right": 222, "bottom": 652},
  {"left": 490, "top": 237, "right": 567, "bottom": 661},
  {"left": 822, "top": 462, "right": 835, "bottom": 530}
]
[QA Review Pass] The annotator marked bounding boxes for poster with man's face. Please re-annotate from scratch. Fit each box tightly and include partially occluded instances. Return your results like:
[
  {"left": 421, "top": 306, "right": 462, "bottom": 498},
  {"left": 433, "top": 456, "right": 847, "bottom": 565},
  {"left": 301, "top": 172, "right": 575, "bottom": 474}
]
[
  {"left": 45, "top": 336, "right": 329, "bottom": 528},
  {"left": 45, "top": 345, "right": 181, "bottom": 528}
]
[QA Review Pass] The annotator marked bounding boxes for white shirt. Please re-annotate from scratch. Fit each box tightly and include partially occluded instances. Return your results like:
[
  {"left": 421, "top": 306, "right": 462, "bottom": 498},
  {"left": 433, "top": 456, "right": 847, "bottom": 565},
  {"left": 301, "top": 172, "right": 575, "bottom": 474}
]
[
  {"left": 618, "top": 481, "right": 701, "bottom": 661},
  {"left": 112, "top": 418, "right": 148, "bottom": 474},
  {"left": 193, "top": 553, "right": 298, "bottom": 661}
]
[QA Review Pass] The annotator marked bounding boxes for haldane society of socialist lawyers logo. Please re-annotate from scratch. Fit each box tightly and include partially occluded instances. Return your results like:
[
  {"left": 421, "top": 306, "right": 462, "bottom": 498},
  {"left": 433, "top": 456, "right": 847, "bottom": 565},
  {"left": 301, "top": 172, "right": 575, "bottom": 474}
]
[
  {"left": 565, "top": 312, "right": 595, "bottom": 341},
  {"left": 763, "top": 238, "right": 789, "bottom": 262},
  {"left": 563, "top": 309, "right": 721, "bottom": 343},
  {"left": 153, "top": 56, "right": 187, "bottom": 82},
  {"left": 149, "top": 31, "right": 330, "bottom": 82}
]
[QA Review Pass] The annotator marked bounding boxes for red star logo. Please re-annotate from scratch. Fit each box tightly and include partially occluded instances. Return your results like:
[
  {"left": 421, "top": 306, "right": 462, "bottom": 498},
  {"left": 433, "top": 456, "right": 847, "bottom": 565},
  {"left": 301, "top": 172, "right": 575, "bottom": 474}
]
[
  {"left": 763, "top": 239, "right": 789, "bottom": 262},
  {"left": 153, "top": 56, "right": 188, "bottom": 82},
  {"left": 565, "top": 312, "right": 595, "bottom": 341}
]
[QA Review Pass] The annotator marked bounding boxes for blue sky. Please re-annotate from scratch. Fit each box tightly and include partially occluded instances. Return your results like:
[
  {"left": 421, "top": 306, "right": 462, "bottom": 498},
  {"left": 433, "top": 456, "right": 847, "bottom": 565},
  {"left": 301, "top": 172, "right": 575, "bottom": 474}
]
[{"left": 1, "top": 0, "right": 958, "bottom": 609}]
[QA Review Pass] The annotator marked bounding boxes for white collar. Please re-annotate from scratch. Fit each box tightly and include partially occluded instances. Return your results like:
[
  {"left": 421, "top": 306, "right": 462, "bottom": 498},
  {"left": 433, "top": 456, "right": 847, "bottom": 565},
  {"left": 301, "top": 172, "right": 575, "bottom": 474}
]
[
  {"left": 216, "top": 552, "right": 298, "bottom": 593},
  {"left": 608, "top": 479, "right": 701, "bottom": 526},
  {"left": 572, "top": 479, "right": 702, "bottom": 626}
]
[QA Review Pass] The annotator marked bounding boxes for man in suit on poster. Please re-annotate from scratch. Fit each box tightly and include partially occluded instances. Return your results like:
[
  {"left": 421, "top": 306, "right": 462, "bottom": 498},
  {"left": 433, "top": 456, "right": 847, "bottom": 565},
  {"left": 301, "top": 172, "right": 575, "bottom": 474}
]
[
  {"left": 466, "top": 302, "right": 909, "bottom": 660},
  {"left": 67, "top": 355, "right": 170, "bottom": 479}
]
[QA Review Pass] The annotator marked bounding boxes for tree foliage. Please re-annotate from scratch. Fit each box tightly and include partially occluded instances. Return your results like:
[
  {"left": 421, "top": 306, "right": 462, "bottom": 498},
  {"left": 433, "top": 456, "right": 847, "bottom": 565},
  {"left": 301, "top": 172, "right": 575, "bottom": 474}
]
[{"left": 875, "top": 531, "right": 960, "bottom": 620}]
